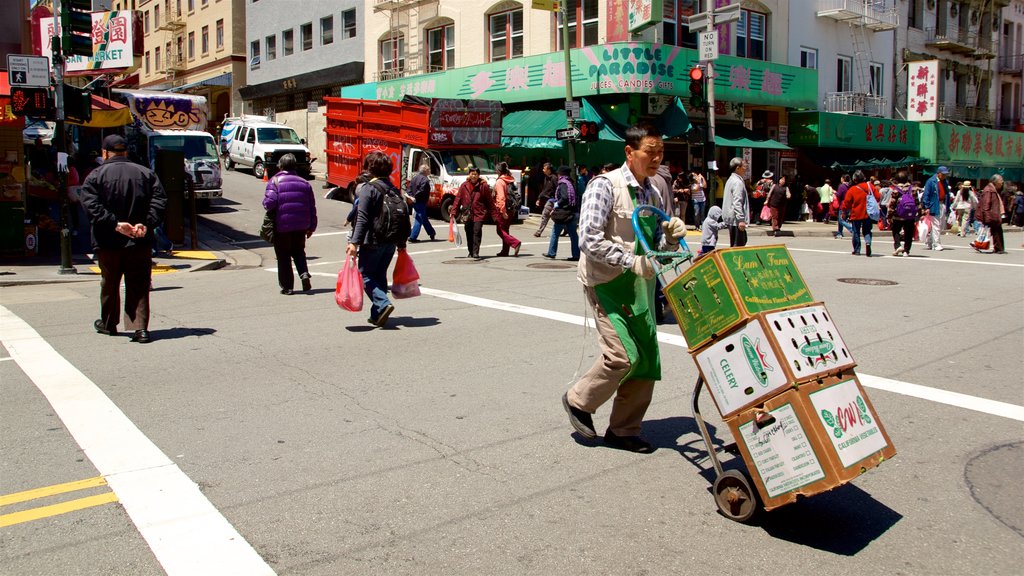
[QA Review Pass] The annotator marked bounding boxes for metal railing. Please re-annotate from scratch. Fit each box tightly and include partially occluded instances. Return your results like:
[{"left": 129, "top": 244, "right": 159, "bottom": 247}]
[
  {"left": 815, "top": 0, "right": 899, "bottom": 30},
  {"left": 925, "top": 27, "right": 995, "bottom": 56},
  {"left": 824, "top": 92, "right": 888, "bottom": 116},
  {"left": 938, "top": 103, "right": 995, "bottom": 125},
  {"left": 375, "top": 67, "right": 407, "bottom": 81},
  {"left": 998, "top": 54, "right": 1024, "bottom": 74}
]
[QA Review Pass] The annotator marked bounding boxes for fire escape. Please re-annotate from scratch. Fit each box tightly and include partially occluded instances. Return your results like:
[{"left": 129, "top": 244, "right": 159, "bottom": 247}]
[
  {"left": 372, "top": 0, "right": 439, "bottom": 81},
  {"left": 816, "top": 0, "right": 899, "bottom": 117},
  {"left": 157, "top": 2, "right": 187, "bottom": 87}
]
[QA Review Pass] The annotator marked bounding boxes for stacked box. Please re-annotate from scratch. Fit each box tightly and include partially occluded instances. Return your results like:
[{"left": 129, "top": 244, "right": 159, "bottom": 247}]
[
  {"left": 727, "top": 376, "right": 896, "bottom": 510},
  {"left": 664, "top": 245, "right": 814, "bottom": 351}
]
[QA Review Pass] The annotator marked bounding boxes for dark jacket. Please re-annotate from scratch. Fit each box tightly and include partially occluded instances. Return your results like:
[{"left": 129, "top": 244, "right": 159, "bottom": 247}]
[
  {"left": 976, "top": 184, "right": 1002, "bottom": 225},
  {"left": 452, "top": 178, "right": 492, "bottom": 223},
  {"left": 263, "top": 171, "right": 317, "bottom": 234},
  {"left": 80, "top": 155, "right": 167, "bottom": 251},
  {"left": 409, "top": 172, "right": 431, "bottom": 203},
  {"left": 538, "top": 173, "right": 557, "bottom": 203},
  {"left": 767, "top": 183, "right": 788, "bottom": 209},
  {"left": 350, "top": 178, "right": 407, "bottom": 248}
]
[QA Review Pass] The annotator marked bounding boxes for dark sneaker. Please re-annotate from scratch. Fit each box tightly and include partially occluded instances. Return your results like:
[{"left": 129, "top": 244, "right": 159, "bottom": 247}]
[
  {"left": 130, "top": 330, "right": 152, "bottom": 344},
  {"left": 300, "top": 273, "right": 312, "bottom": 292},
  {"left": 374, "top": 304, "right": 395, "bottom": 327},
  {"left": 93, "top": 319, "right": 116, "bottom": 336},
  {"left": 561, "top": 392, "right": 596, "bottom": 439},
  {"left": 280, "top": 288, "right": 293, "bottom": 295},
  {"left": 604, "top": 430, "right": 655, "bottom": 454}
]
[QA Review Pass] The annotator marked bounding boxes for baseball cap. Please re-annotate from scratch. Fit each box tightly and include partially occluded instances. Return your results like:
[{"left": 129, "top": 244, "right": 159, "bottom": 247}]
[
  {"left": 102, "top": 134, "right": 127, "bottom": 152},
  {"left": 936, "top": 166, "right": 949, "bottom": 174}
]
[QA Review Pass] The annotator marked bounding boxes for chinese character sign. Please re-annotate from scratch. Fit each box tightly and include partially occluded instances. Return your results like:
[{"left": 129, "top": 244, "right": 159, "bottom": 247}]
[
  {"left": 38, "top": 11, "right": 134, "bottom": 72},
  {"left": 906, "top": 60, "right": 938, "bottom": 122},
  {"left": 628, "top": 0, "right": 663, "bottom": 33}
]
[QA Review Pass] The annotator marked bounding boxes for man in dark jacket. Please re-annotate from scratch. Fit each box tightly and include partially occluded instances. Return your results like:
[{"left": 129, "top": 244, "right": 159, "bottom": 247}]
[
  {"left": 407, "top": 162, "right": 435, "bottom": 242},
  {"left": 80, "top": 134, "right": 167, "bottom": 343},
  {"left": 346, "top": 151, "right": 411, "bottom": 327}
]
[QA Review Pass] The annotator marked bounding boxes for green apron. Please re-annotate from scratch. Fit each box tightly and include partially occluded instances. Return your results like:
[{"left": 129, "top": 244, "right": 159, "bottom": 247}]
[{"left": 593, "top": 194, "right": 661, "bottom": 382}]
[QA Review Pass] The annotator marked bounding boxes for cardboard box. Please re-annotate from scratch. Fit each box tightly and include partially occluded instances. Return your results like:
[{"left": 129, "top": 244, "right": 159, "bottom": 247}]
[
  {"left": 728, "top": 375, "right": 895, "bottom": 510},
  {"left": 762, "top": 303, "right": 856, "bottom": 384},
  {"left": 664, "top": 245, "right": 814, "bottom": 350}
]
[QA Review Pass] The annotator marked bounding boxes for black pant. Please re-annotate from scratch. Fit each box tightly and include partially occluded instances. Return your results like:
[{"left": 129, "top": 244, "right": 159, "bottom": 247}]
[
  {"left": 97, "top": 243, "right": 152, "bottom": 332},
  {"left": 273, "top": 230, "right": 309, "bottom": 290},
  {"left": 464, "top": 221, "right": 483, "bottom": 257},
  {"left": 989, "top": 222, "right": 1005, "bottom": 253},
  {"left": 729, "top": 225, "right": 747, "bottom": 247},
  {"left": 891, "top": 219, "right": 915, "bottom": 254}
]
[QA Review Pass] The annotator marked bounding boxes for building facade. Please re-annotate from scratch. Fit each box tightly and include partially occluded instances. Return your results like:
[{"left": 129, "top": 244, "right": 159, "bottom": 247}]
[{"left": 997, "top": 0, "right": 1023, "bottom": 130}]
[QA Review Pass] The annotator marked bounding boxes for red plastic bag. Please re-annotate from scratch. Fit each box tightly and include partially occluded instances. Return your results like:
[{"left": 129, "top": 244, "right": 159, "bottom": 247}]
[
  {"left": 448, "top": 218, "right": 456, "bottom": 242},
  {"left": 391, "top": 250, "right": 420, "bottom": 299},
  {"left": 336, "top": 255, "right": 364, "bottom": 311}
]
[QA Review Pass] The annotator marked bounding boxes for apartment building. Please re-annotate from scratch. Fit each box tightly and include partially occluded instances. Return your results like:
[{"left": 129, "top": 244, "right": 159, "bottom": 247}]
[
  {"left": 120, "top": 0, "right": 247, "bottom": 127},
  {"left": 997, "top": 0, "right": 1023, "bottom": 130}
]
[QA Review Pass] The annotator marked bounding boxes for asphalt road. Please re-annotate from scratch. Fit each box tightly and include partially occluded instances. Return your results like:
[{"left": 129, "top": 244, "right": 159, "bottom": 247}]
[{"left": 1, "top": 167, "right": 1022, "bottom": 575}]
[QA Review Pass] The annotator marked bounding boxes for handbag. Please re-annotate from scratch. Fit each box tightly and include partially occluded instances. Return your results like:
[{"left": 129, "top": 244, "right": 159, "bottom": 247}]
[
  {"left": 759, "top": 204, "right": 772, "bottom": 221},
  {"left": 260, "top": 211, "right": 275, "bottom": 243},
  {"left": 335, "top": 255, "right": 364, "bottom": 312},
  {"left": 551, "top": 206, "right": 574, "bottom": 224},
  {"left": 391, "top": 250, "right": 421, "bottom": 299}
]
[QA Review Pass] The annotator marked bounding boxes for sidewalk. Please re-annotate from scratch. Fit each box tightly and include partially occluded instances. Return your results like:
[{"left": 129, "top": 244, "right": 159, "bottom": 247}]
[{"left": 0, "top": 246, "right": 228, "bottom": 287}]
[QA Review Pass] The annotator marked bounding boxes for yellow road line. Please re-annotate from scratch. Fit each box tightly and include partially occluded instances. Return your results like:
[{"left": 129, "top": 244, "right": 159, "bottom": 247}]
[
  {"left": 0, "top": 492, "right": 118, "bottom": 528},
  {"left": 0, "top": 476, "right": 107, "bottom": 506}
]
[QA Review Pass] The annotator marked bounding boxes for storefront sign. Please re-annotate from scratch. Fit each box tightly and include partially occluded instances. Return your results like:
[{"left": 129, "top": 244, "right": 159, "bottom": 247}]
[
  {"left": 39, "top": 11, "right": 135, "bottom": 72},
  {"left": 372, "top": 42, "right": 817, "bottom": 109},
  {"left": 788, "top": 111, "right": 920, "bottom": 152},
  {"left": 606, "top": 0, "right": 630, "bottom": 42},
  {"left": 927, "top": 123, "right": 1024, "bottom": 165},
  {"left": 907, "top": 60, "right": 939, "bottom": 122},
  {"left": 628, "top": 0, "right": 662, "bottom": 32}
]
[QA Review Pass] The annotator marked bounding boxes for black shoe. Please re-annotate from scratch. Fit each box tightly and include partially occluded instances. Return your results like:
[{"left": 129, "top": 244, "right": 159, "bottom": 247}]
[
  {"left": 429, "top": 235, "right": 436, "bottom": 241},
  {"left": 543, "top": 253, "right": 555, "bottom": 259},
  {"left": 565, "top": 256, "right": 580, "bottom": 261},
  {"left": 866, "top": 245, "right": 872, "bottom": 257},
  {"left": 93, "top": 319, "right": 116, "bottom": 336},
  {"left": 280, "top": 288, "right": 293, "bottom": 295},
  {"left": 374, "top": 304, "right": 395, "bottom": 327},
  {"left": 408, "top": 238, "right": 421, "bottom": 243},
  {"left": 603, "top": 430, "right": 655, "bottom": 454},
  {"left": 300, "top": 273, "right": 312, "bottom": 292},
  {"left": 562, "top": 392, "right": 596, "bottom": 439},
  {"left": 130, "top": 330, "right": 151, "bottom": 344}
]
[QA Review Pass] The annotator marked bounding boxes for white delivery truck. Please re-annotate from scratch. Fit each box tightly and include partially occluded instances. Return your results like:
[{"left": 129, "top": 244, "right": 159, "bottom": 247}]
[
  {"left": 223, "top": 117, "right": 313, "bottom": 179},
  {"left": 112, "top": 89, "right": 223, "bottom": 208}
]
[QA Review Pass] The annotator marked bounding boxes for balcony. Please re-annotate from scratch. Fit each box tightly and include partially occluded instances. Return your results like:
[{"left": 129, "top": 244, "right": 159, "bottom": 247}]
[
  {"left": 164, "top": 54, "right": 185, "bottom": 72},
  {"left": 373, "top": 0, "right": 436, "bottom": 13},
  {"left": 157, "top": 8, "right": 185, "bottom": 31},
  {"left": 816, "top": 0, "right": 899, "bottom": 31},
  {"left": 998, "top": 54, "right": 1024, "bottom": 75},
  {"left": 925, "top": 28, "right": 996, "bottom": 58},
  {"left": 938, "top": 104, "right": 995, "bottom": 126},
  {"left": 376, "top": 67, "right": 407, "bottom": 81},
  {"left": 824, "top": 92, "right": 888, "bottom": 117}
]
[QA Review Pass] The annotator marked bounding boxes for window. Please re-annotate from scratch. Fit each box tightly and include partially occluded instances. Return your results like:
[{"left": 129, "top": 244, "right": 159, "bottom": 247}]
[
  {"left": 301, "top": 22, "right": 313, "bottom": 51},
  {"left": 266, "top": 35, "right": 276, "bottom": 61},
  {"left": 380, "top": 35, "right": 405, "bottom": 73},
  {"left": 201, "top": 25, "right": 209, "bottom": 53},
  {"left": 144, "top": 11, "right": 150, "bottom": 34},
  {"left": 557, "top": 0, "right": 600, "bottom": 49},
  {"left": 427, "top": 24, "right": 454, "bottom": 71},
  {"left": 155, "top": 46, "right": 161, "bottom": 70},
  {"left": 154, "top": 5, "right": 159, "bottom": 27},
  {"left": 661, "top": 0, "right": 699, "bottom": 48},
  {"left": 188, "top": 0, "right": 194, "bottom": 11},
  {"left": 800, "top": 47, "right": 817, "bottom": 69},
  {"left": 216, "top": 19, "right": 224, "bottom": 49},
  {"left": 176, "top": 36, "right": 183, "bottom": 62},
  {"left": 283, "top": 29, "right": 294, "bottom": 56},
  {"left": 342, "top": 9, "right": 356, "bottom": 39},
  {"left": 250, "top": 40, "right": 260, "bottom": 70},
  {"left": 837, "top": 56, "right": 852, "bottom": 92},
  {"left": 188, "top": 31, "right": 194, "bottom": 59},
  {"left": 145, "top": 51, "right": 150, "bottom": 74},
  {"left": 736, "top": 9, "right": 766, "bottom": 60},
  {"left": 489, "top": 9, "right": 523, "bottom": 61},
  {"left": 202, "top": 0, "right": 208, "bottom": 6},
  {"left": 321, "top": 15, "right": 334, "bottom": 46},
  {"left": 869, "top": 63, "right": 883, "bottom": 96}
]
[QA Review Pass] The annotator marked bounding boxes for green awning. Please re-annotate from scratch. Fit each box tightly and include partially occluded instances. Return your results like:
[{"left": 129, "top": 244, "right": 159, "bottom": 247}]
[
  {"left": 502, "top": 109, "right": 572, "bottom": 138},
  {"left": 714, "top": 125, "right": 791, "bottom": 150}
]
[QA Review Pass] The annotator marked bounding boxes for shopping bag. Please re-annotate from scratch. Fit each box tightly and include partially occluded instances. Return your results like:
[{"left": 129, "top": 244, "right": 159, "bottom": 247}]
[
  {"left": 759, "top": 205, "right": 771, "bottom": 221},
  {"left": 915, "top": 217, "right": 931, "bottom": 243},
  {"left": 455, "top": 225, "right": 463, "bottom": 248},
  {"left": 448, "top": 218, "right": 456, "bottom": 242},
  {"left": 335, "top": 255, "right": 364, "bottom": 312},
  {"left": 391, "top": 250, "right": 421, "bottom": 299}
]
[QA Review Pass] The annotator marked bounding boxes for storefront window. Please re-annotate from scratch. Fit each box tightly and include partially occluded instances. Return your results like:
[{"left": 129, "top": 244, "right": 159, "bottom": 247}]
[
  {"left": 489, "top": 9, "right": 523, "bottom": 62},
  {"left": 736, "top": 9, "right": 766, "bottom": 61},
  {"left": 427, "top": 24, "right": 454, "bottom": 72},
  {"left": 556, "top": 0, "right": 600, "bottom": 50}
]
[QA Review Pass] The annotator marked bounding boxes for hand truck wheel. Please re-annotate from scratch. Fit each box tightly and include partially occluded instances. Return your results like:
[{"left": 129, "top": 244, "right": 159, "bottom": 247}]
[{"left": 712, "top": 470, "right": 760, "bottom": 523}]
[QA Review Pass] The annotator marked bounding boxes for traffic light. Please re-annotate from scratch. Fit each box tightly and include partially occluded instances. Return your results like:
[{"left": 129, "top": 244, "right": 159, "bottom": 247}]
[
  {"left": 63, "top": 84, "right": 92, "bottom": 124},
  {"left": 688, "top": 65, "right": 706, "bottom": 109},
  {"left": 577, "top": 120, "right": 599, "bottom": 142},
  {"left": 61, "top": 0, "right": 95, "bottom": 58}
]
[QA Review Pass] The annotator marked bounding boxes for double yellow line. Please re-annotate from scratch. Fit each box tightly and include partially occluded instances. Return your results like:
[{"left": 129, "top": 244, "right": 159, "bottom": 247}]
[{"left": 0, "top": 476, "right": 118, "bottom": 528}]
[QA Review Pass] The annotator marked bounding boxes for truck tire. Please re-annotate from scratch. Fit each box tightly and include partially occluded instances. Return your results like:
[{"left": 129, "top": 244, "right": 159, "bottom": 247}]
[
  {"left": 225, "top": 158, "right": 235, "bottom": 171},
  {"left": 253, "top": 160, "right": 266, "bottom": 179},
  {"left": 440, "top": 196, "right": 454, "bottom": 222}
]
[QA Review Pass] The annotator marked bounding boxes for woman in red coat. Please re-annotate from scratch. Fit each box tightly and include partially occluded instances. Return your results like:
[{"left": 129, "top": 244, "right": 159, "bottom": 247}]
[
  {"left": 449, "top": 167, "right": 492, "bottom": 259},
  {"left": 841, "top": 170, "right": 881, "bottom": 257}
]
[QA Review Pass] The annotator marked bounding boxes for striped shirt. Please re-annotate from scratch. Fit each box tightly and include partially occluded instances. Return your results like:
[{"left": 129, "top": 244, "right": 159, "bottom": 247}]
[{"left": 579, "top": 162, "right": 660, "bottom": 270}]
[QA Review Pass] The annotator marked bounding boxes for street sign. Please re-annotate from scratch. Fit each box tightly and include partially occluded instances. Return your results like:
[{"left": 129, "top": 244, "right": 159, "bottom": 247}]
[
  {"left": 531, "top": 0, "right": 560, "bottom": 11},
  {"left": 556, "top": 127, "right": 580, "bottom": 141},
  {"left": 9, "top": 87, "right": 51, "bottom": 117},
  {"left": 686, "top": 13, "right": 710, "bottom": 31},
  {"left": 565, "top": 100, "right": 580, "bottom": 119},
  {"left": 699, "top": 31, "right": 719, "bottom": 61},
  {"left": 307, "top": 101, "right": 318, "bottom": 113},
  {"left": 7, "top": 54, "right": 50, "bottom": 88},
  {"left": 713, "top": 3, "right": 742, "bottom": 24}
]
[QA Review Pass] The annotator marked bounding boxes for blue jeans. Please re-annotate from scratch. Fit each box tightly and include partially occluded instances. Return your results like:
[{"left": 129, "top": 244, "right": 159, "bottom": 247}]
[
  {"left": 357, "top": 244, "right": 396, "bottom": 320},
  {"left": 409, "top": 201, "right": 435, "bottom": 240},
  {"left": 692, "top": 201, "right": 706, "bottom": 226},
  {"left": 546, "top": 212, "right": 579, "bottom": 258},
  {"left": 836, "top": 212, "right": 854, "bottom": 236},
  {"left": 852, "top": 219, "right": 873, "bottom": 254}
]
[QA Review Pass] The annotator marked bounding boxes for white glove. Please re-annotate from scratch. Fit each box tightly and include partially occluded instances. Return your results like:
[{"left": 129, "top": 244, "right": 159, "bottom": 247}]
[
  {"left": 661, "top": 217, "right": 687, "bottom": 246},
  {"left": 630, "top": 255, "right": 654, "bottom": 279},
  {"left": 57, "top": 152, "right": 69, "bottom": 173}
]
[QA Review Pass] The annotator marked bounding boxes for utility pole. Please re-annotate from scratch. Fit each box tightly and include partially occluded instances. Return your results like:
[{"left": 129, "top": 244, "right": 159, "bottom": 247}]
[
  {"left": 53, "top": 0, "right": 76, "bottom": 274},
  {"left": 560, "top": 1, "right": 576, "bottom": 175}
]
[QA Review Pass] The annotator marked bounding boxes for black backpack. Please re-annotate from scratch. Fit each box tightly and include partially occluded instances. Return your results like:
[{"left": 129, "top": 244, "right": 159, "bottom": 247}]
[
  {"left": 370, "top": 179, "right": 411, "bottom": 244},
  {"left": 504, "top": 180, "right": 521, "bottom": 219}
]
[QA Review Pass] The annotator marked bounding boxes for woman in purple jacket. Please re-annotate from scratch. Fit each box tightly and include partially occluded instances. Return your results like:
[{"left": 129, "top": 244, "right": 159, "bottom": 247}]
[{"left": 263, "top": 154, "right": 317, "bottom": 294}]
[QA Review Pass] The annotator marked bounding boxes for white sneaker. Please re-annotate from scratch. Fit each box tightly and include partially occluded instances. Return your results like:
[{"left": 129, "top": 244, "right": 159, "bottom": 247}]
[
  {"left": 934, "top": 245, "right": 945, "bottom": 251},
  {"left": 893, "top": 247, "right": 904, "bottom": 256}
]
